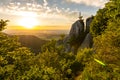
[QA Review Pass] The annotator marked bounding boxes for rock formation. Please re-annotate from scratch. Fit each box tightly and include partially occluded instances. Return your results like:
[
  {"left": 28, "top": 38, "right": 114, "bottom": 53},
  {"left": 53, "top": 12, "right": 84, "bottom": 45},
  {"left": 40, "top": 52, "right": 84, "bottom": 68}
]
[
  {"left": 64, "top": 19, "right": 85, "bottom": 54},
  {"left": 86, "top": 15, "right": 94, "bottom": 33},
  {"left": 63, "top": 15, "right": 94, "bottom": 55}
]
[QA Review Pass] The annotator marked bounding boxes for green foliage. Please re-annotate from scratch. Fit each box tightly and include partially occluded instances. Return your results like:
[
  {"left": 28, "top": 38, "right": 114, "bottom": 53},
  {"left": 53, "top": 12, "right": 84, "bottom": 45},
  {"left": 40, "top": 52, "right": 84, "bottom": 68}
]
[
  {"left": 76, "top": 48, "right": 93, "bottom": 65},
  {"left": 41, "top": 39, "right": 57, "bottom": 53},
  {"left": 81, "top": 15, "right": 120, "bottom": 80},
  {"left": 0, "top": 19, "right": 9, "bottom": 31},
  {"left": 0, "top": 33, "right": 21, "bottom": 54},
  {"left": 18, "top": 35, "right": 48, "bottom": 53},
  {"left": 60, "top": 34, "right": 65, "bottom": 40},
  {"left": 90, "top": 8, "right": 109, "bottom": 36},
  {"left": 0, "top": 29, "right": 77, "bottom": 79},
  {"left": 72, "top": 48, "right": 93, "bottom": 79},
  {"left": 0, "top": 25, "right": 34, "bottom": 79},
  {"left": 90, "top": 0, "right": 120, "bottom": 37},
  {"left": 79, "top": 0, "right": 120, "bottom": 79},
  {"left": 40, "top": 39, "right": 77, "bottom": 79}
]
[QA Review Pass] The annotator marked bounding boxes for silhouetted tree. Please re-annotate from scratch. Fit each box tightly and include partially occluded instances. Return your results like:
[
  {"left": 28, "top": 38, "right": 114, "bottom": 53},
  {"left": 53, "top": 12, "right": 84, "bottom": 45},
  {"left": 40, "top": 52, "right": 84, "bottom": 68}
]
[{"left": 0, "top": 19, "right": 9, "bottom": 31}]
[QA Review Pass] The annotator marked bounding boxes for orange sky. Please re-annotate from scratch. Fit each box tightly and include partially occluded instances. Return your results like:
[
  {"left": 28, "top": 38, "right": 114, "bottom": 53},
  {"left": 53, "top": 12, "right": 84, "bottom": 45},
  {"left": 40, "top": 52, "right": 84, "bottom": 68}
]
[{"left": 2, "top": 11, "right": 73, "bottom": 30}]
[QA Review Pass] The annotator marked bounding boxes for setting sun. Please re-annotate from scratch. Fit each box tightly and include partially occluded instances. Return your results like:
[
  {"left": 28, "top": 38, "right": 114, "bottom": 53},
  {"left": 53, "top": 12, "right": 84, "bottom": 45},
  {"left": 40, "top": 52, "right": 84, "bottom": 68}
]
[{"left": 18, "top": 17, "right": 39, "bottom": 29}]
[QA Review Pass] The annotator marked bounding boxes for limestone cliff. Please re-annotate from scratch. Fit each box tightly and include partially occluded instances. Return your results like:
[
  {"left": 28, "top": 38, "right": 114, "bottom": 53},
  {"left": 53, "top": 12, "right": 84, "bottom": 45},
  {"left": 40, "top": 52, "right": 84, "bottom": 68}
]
[{"left": 63, "top": 16, "right": 94, "bottom": 54}]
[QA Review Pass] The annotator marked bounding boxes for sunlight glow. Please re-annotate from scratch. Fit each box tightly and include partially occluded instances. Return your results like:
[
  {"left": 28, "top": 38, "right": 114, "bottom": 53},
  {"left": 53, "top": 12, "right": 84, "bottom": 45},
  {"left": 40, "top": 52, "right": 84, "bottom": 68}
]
[
  {"left": 17, "top": 11, "right": 39, "bottom": 29},
  {"left": 18, "top": 17, "right": 39, "bottom": 29}
]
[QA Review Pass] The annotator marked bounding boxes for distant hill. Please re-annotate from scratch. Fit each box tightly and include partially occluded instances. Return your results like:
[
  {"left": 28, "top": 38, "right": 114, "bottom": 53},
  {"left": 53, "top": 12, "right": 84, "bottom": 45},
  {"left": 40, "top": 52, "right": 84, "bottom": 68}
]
[
  {"left": 36, "top": 33, "right": 64, "bottom": 40},
  {"left": 17, "top": 35, "right": 48, "bottom": 53}
]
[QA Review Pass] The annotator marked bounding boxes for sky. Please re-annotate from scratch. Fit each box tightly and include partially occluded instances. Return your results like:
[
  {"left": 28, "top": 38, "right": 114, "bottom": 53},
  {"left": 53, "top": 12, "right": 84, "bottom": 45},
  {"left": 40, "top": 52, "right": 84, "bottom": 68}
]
[{"left": 0, "top": 0, "right": 109, "bottom": 30}]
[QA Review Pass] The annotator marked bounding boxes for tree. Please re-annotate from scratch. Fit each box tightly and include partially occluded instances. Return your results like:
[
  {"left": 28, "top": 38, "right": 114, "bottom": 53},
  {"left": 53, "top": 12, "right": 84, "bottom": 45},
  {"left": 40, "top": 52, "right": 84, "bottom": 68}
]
[
  {"left": 0, "top": 20, "right": 78, "bottom": 79},
  {"left": 90, "top": 0, "right": 120, "bottom": 37},
  {"left": 81, "top": 24, "right": 120, "bottom": 79},
  {"left": 80, "top": 0, "right": 120, "bottom": 79},
  {"left": 0, "top": 19, "right": 9, "bottom": 31}
]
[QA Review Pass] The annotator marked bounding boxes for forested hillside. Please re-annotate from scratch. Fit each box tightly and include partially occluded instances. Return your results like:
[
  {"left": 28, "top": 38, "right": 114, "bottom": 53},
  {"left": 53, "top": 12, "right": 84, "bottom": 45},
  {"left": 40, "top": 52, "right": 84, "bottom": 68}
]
[
  {"left": 0, "top": 0, "right": 120, "bottom": 79},
  {"left": 18, "top": 35, "right": 48, "bottom": 53}
]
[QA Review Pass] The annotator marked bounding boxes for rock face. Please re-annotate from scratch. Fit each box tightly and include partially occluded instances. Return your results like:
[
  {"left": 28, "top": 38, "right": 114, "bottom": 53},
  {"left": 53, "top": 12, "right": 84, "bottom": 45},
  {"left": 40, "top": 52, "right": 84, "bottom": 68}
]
[
  {"left": 64, "top": 20, "right": 85, "bottom": 54},
  {"left": 69, "top": 20, "right": 84, "bottom": 37},
  {"left": 80, "top": 33, "right": 93, "bottom": 48},
  {"left": 86, "top": 16, "right": 94, "bottom": 33},
  {"left": 64, "top": 16, "right": 94, "bottom": 55}
]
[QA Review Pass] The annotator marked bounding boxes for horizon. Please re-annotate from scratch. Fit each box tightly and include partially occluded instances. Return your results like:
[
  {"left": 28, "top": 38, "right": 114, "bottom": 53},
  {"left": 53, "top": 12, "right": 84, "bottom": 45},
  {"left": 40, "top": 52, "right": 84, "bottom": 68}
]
[
  {"left": 3, "top": 28, "right": 70, "bottom": 36},
  {"left": 4, "top": 25, "right": 71, "bottom": 30}
]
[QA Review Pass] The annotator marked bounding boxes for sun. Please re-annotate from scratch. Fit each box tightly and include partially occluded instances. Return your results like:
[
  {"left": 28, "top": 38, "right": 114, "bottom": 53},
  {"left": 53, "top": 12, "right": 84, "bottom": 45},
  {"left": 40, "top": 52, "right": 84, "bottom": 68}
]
[{"left": 18, "top": 17, "right": 39, "bottom": 29}]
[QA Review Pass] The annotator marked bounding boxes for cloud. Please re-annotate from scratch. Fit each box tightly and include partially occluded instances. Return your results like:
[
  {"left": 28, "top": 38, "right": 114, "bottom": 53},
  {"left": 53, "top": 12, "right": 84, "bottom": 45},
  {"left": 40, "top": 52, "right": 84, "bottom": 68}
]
[
  {"left": 43, "top": 0, "right": 48, "bottom": 6},
  {"left": 0, "top": 0, "right": 78, "bottom": 20},
  {"left": 67, "top": 0, "right": 109, "bottom": 8},
  {"left": 0, "top": 0, "right": 101, "bottom": 26}
]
